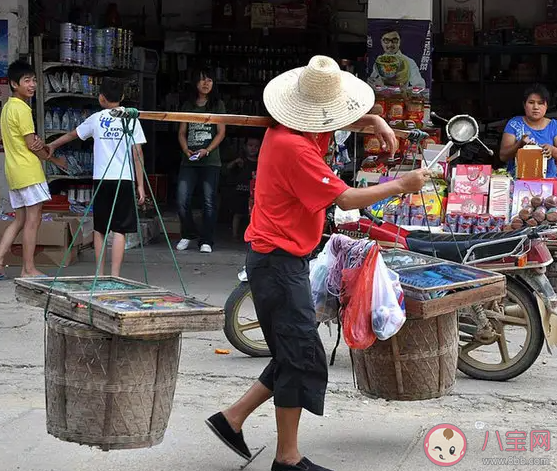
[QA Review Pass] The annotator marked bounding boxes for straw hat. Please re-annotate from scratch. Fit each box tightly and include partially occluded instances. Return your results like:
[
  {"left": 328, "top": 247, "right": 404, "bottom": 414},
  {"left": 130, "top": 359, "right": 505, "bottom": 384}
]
[{"left": 263, "top": 55, "right": 375, "bottom": 133}]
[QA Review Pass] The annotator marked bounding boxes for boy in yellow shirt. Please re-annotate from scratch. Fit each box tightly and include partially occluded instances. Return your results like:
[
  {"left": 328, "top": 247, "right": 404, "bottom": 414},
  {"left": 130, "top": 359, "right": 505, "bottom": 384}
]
[{"left": 0, "top": 60, "right": 65, "bottom": 278}]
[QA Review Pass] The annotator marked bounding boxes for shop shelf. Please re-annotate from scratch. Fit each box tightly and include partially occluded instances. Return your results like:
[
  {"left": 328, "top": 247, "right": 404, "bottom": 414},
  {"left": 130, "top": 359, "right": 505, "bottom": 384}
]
[
  {"left": 45, "top": 130, "right": 66, "bottom": 138},
  {"left": 43, "top": 61, "right": 140, "bottom": 75},
  {"left": 45, "top": 93, "right": 98, "bottom": 103},
  {"left": 47, "top": 175, "right": 93, "bottom": 182}
]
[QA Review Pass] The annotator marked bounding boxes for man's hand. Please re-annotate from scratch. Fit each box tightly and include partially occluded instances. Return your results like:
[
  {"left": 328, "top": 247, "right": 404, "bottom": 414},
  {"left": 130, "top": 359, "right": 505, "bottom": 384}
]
[
  {"left": 198, "top": 149, "right": 209, "bottom": 158},
  {"left": 29, "top": 135, "right": 45, "bottom": 152},
  {"left": 137, "top": 185, "right": 146, "bottom": 205},
  {"left": 397, "top": 168, "right": 431, "bottom": 194},
  {"left": 371, "top": 115, "right": 398, "bottom": 157},
  {"left": 184, "top": 148, "right": 194, "bottom": 157}
]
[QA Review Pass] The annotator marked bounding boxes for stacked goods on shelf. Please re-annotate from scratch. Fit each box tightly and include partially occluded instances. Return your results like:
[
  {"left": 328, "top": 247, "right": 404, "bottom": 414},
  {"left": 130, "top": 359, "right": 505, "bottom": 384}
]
[
  {"left": 59, "top": 23, "right": 135, "bottom": 70},
  {"left": 44, "top": 70, "right": 140, "bottom": 102}
]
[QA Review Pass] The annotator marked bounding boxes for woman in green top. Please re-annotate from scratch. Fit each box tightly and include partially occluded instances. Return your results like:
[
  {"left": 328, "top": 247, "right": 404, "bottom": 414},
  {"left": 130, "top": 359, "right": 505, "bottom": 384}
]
[{"left": 177, "top": 68, "right": 226, "bottom": 253}]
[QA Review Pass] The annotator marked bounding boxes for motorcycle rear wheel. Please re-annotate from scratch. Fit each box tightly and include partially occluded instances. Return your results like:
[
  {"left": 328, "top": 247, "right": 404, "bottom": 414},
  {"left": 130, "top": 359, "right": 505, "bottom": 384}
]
[
  {"left": 457, "top": 277, "right": 544, "bottom": 381},
  {"left": 224, "top": 282, "right": 271, "bottom": 357}
]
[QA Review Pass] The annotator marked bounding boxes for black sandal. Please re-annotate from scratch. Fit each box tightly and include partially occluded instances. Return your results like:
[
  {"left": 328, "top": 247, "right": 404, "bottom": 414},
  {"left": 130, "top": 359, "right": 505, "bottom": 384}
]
[
  {"left": 272, "top": 457, "right": 334, "bottom": 471},
  {"left": 205, "top": 412, "right": 252, "bottom": 460}
]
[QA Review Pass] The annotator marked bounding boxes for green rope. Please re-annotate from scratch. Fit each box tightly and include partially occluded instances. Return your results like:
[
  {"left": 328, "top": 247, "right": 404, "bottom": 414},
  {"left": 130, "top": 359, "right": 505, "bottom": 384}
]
[
  {"left": 124, "top": 113, "right": 188, "bottom": 297},
  {"left": 43, "top": 107, "right": 188, "bottom": 324},
  {"left": 123, "top": 119, "right": 149, "bottom": 285},
  {"left": 43, "top": 124, "right": 128, "bottom": 319}
]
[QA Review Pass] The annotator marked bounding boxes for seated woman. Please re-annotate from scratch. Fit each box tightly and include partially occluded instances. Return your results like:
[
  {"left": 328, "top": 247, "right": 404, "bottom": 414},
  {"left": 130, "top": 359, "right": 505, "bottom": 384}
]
[{"left": 500, "top": 84, "right": 557, "bottom": 178}]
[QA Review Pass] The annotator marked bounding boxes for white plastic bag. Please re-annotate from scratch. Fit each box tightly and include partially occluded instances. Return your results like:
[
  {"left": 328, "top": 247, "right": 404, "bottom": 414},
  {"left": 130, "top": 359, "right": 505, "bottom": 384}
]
[
  {"left": 371, "top": 252, "right": 406, "bottom": 340},
  {"left": 309, "top": 240, "right": 339, "bottom": 323}
]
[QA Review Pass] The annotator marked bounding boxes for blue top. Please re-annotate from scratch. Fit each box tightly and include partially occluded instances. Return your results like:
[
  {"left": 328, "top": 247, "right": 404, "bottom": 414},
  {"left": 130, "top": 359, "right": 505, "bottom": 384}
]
[{"left": 503, "top": 116, "right": 557, "bottom": 178}]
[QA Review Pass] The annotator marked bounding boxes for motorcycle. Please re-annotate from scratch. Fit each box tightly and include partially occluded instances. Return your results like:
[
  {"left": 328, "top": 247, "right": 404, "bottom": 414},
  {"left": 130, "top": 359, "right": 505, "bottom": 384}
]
[{"left": 223, "top": 115, "right": 557, "bottom": 381}]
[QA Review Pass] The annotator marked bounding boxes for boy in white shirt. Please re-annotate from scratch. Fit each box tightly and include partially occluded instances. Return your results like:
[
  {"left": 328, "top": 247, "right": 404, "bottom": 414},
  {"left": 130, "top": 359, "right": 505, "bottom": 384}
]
[{"left": 49, "top": 78, "right": 147, "bottom": 277}]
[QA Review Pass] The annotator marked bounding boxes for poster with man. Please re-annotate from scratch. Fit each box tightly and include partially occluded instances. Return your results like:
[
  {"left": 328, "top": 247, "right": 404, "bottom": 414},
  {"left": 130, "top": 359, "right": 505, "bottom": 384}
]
[{"left": 367, "top": 19, "right": 432, "bottom": 90}]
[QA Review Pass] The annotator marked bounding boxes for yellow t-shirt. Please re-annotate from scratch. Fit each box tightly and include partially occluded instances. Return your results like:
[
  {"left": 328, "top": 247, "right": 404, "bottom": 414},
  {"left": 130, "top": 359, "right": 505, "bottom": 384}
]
[{"left": 0, "top": 97, "right": 46, "bottom": 190}]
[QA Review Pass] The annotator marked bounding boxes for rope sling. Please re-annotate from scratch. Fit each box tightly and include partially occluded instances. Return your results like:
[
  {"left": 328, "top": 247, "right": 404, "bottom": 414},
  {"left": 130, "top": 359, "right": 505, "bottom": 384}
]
[{"left": 43, "top": 108, "right": 187, "bottom": 324}]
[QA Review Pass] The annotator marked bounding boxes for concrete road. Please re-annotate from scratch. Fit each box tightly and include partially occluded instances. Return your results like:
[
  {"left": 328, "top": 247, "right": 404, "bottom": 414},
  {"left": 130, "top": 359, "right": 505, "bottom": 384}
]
[{"left": 0, "top": 242, "right": 556, "bottom": 471}]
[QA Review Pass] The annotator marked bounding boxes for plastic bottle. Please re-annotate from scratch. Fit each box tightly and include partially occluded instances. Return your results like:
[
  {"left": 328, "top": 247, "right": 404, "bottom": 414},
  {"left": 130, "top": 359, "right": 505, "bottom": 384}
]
[
  {"left": 52, "top": 108, "right": 61, "bottom": 130},
  {"left": 62, "top": 109, "right": 71, "bottom": 131},
  {"left": 45, "top": 110, "right": 53, "bottom": 131}
]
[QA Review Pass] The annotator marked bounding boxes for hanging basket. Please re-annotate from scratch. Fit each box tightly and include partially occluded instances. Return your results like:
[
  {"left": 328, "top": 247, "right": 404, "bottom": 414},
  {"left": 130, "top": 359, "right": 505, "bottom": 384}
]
[
  {"left": 45, "top": 313, "right": 180, "bottom": 451},
  {"left": 350, "top": 311, "right": 459, "bottom": 401}
]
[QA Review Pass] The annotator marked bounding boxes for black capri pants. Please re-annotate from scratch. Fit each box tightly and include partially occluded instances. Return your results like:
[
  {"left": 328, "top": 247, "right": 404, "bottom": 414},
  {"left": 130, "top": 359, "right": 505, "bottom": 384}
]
[{"left": 246, "top": 246, "right": 328, "bottom": 416}]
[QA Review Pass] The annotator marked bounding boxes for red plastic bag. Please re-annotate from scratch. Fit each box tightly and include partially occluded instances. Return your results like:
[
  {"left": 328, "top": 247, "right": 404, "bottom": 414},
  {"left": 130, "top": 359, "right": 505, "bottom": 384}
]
[{"left": 340, "top": 243, "right": 379, "bottom": 350}]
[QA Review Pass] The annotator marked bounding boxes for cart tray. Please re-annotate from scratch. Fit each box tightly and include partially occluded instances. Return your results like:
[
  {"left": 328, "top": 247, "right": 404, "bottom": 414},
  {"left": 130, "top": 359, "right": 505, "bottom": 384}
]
[
  {"left": 15, "top": 276, "right": 224, "bottom": 336},
  {"left": 381, "top": 249, "right": 507, "bottom": 318}
]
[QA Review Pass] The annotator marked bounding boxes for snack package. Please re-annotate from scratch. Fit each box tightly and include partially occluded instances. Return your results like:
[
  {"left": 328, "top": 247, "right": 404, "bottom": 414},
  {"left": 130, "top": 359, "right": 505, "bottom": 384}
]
[
  {"left": 488, "top": 175, "right": 512, "bottom": 223},
  {"left": 453, "top": 165, "right": 492, "bottom": 194},
  {"left": 511, "top": 180, "right": 555, "bottom": 218},
  {"left": 447, "top": 193, "right": 486, "bottom": 214}
]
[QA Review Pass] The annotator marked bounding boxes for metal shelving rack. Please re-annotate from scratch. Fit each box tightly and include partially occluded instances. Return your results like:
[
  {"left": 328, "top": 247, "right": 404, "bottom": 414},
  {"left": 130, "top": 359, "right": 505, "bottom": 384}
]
[{"left": 32, "top": 35, "right": 146, "bottom": 182}]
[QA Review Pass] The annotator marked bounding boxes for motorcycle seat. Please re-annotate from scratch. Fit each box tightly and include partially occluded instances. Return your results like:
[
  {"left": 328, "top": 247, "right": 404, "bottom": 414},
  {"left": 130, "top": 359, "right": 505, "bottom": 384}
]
[{"left": 405, "top": 227, "right": 532, "bottom": 263}]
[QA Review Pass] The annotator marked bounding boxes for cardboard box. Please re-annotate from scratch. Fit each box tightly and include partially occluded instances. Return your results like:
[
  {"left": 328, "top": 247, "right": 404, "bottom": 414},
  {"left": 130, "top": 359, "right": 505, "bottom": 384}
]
[
  {"left": 106, "top": 218, "right": 161, "bottom": 250},
  {"left": 0, "top": 217, "right": 92, "bottom": 267},
  {"left": 447, "top": 193, "right": 487, "bottom": 214},
  {"left": 512, "top": 180, "right": 555, "bottom": 217},
  {"left": 275, "top": 4, "right": 307, "bottom": 29},
  {"left": 489, "top": 175, "right": 512, "bottom": 222},
  {"left": 251, "top": 2, "right": 274, "bottom": 28},
  {"left": 453, "top": 165, "right": 492, "bottom": 194},
  {"left": 516, "top": 146, "right": 547, "bottom": 179}
]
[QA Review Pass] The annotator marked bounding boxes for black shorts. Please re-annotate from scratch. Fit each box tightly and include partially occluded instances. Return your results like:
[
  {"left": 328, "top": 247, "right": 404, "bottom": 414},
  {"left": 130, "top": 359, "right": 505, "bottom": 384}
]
[
  {"left": 93, "top": 180, "right": 138, "bottom": 235},
  {"left": 246, "top": 246, "right": 328, "bottom": 416}
]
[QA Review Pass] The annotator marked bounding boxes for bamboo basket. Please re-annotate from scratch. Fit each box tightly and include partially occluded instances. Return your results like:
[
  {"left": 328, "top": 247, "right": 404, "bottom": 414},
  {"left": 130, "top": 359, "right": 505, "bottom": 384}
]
[
  {"left": 45, "top": 313, "right": 180, "bottom": 451},
  {"left": 351, "top": 311, "right": 458, "bottom": 401}
]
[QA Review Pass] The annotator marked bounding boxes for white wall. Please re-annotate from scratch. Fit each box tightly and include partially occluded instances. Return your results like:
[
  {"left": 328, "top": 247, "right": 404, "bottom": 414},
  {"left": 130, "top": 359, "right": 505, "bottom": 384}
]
[
  {"left": 368, "top": 0, "right": 433, "bottom": 20},
  {"left": 0, "top": 0, "right": 28, "bottom": 61}
]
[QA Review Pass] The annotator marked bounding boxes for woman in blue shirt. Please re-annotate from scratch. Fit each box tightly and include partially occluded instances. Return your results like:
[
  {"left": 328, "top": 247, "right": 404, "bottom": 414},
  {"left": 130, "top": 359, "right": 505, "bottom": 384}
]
[{"left": 500, "top": 84, "right": 557, "bottom": 178}]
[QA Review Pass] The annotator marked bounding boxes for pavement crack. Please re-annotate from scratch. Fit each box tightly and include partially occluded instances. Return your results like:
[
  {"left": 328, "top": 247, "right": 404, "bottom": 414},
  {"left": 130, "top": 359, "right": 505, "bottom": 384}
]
[{"left": 0, "top": 363, "right": 42, "bottom": 369}]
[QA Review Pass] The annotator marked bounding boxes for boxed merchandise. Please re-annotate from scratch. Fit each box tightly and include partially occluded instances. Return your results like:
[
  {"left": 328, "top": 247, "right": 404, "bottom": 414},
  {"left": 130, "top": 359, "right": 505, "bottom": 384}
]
[
  {"left": 488, "top": 175, "right": 513, "bottom": 222},
  {"left": 275, "top": 4, "right": 307, "bottom": 29},
  {"left": 453, "top": 165, "right": 492, "bottom": 194},
  {"left": 409, "top": 193, "right": 447, "bottom": 218},
  {"left": 516, "top": 145, "right": 547, "bottom": 179},
  {"left": 0, "top": 216, "right": 92, "bottom": 267},
  {"left": 251, "top": 2, "right": 275, "bottom": 28},
  {"left": 511, "top": 180, "right": 555, "bottom": 218},
  {"left": 447, "top": 193, "right": 487, "bottom": 215}
]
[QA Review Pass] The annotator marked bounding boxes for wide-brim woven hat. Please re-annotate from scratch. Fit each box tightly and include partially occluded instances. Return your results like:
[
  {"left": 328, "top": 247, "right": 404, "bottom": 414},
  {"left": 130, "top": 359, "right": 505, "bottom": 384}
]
[{"left": 263, "top": 55, "right": 375, "bottom": 133}]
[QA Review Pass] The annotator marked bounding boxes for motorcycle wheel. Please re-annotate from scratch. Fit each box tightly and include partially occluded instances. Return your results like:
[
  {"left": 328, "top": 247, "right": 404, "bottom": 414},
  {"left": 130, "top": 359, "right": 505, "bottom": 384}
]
[
  {"left": 224, "top": 282, "right": 271, "bottom": 357},
  {"left": 457, "top": 277, "right": 545, "bottom": 381}
]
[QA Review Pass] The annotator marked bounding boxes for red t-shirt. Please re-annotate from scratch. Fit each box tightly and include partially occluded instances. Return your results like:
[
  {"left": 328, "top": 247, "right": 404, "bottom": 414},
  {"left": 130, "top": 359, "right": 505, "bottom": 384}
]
[{"left": 245, "top": 125, "right": 349, "bottom": 256}]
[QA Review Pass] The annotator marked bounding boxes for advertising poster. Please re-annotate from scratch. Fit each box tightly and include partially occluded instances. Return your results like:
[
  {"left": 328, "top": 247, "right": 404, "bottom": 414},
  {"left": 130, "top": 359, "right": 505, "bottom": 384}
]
[{"left": 367, "top": 19, "right": 432, "bottom": 91}]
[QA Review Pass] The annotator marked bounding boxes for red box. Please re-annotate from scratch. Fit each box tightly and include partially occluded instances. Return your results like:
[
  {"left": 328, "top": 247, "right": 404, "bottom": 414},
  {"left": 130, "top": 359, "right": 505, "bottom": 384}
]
[
  {"left": 535, "top": 23, "right": 557, "bottom": 45},
  {"left": 447, "top": 193, "right": 487, "bottom": 214},
  {"left": 453, "top": 165, "right": 492, "bottom": 194},
  {"left": 444, "top": 23, "right": 475, "bottom": 46}
]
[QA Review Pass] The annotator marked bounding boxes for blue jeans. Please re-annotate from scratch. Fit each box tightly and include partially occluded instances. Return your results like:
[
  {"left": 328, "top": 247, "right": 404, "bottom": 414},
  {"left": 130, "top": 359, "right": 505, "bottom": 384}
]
[{"left": 176, "top": 165, "right": 220, "bottom": 247}]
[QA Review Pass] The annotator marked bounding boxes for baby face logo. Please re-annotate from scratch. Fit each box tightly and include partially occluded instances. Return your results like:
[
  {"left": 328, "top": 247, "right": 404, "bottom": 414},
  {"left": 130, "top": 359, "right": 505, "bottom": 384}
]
[{"left": 424, "top": 424, "right": 467, "bottom": 467}]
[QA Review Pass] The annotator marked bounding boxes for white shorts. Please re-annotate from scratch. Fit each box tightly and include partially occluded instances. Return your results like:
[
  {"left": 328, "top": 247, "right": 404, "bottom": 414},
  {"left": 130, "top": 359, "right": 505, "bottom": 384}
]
[{"left": 9, "top": 182, "right": 51, "bottom": 209}]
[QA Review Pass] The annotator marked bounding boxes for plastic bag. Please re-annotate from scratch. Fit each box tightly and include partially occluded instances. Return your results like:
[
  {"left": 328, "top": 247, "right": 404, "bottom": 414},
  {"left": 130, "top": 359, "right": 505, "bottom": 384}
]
[
  {"left": 371, "top": 253, "right": 406, "bottom": 340},
  {"left": 341, "top": 243, "right": 379, "bottom": 349},
  {"left": 309, "top": 241, "right": 338, "bottom": 323}
]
